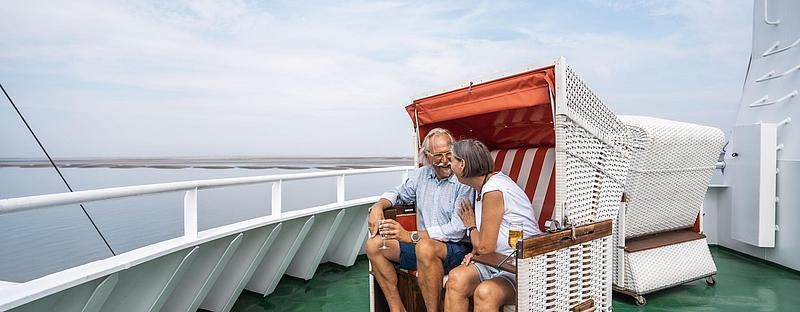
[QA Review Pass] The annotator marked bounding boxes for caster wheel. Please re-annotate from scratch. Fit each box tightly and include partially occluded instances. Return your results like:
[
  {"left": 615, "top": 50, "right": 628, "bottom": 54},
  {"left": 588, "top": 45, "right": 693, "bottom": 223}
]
[
  {"left": 706, "top": 276, "right": 716, "bottom": 286},
  {"left": 634, "top": 295, "right": 646, "bottom": 306}
]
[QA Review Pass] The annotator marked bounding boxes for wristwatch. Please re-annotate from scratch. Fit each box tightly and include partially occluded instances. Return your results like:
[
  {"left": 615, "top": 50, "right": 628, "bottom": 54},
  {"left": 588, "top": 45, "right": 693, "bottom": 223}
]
[
  {"left": 466, "top": 226, "right": 477, "bottom": 238},
  {"left": 410, "top": 231, "right": 420, "bottom": 243}
]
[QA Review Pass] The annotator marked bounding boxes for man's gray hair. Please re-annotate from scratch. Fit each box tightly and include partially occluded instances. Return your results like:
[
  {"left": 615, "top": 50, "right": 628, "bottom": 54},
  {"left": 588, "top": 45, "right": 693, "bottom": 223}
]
[
  {"left": 419, "top": 128, "right": 454, "bottom": 165},
  {"left": 451, "top": 139, "right": 493, "bottom": 178}
]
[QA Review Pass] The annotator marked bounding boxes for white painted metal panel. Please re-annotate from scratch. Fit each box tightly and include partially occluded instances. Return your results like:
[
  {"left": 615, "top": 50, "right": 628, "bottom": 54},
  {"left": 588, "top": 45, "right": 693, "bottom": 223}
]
[
  {"left": 728, "top": 123, "right": 777, "bottom": 247},
  {"left": 145, "top": 246, "right": 199, "bottom": 312},
  {"left": 200, "top": 224, "right": 281, "bottom": 312},
  {"left": 96, "top": 247, "right": 198, "bottom": 312},
  {"left": 8, "top": 274, "right": 118, "bottom": 312},
  {"left": 286, "top": 210, "right": 346, "bottom": 280},
  {"left": 78, "top": 274, "right": 118, "bottom": 312},
  {"left": 161, "top": 234, "right": 243, "bottom": 312},
  {"left": 322, "top": 204, "right": 370, "bottom": 266},
  {"left": 0, "top": 281, "right": 19, "bottom": 291},
  {"left": 246, "top": 216, "right": 315, "bottom": 296}
]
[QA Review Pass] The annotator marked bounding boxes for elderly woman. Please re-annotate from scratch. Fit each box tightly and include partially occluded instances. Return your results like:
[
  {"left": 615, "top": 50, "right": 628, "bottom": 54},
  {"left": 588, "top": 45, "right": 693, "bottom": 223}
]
[{"left": 444, "top": 139, "right": 541, "bottom": 311}]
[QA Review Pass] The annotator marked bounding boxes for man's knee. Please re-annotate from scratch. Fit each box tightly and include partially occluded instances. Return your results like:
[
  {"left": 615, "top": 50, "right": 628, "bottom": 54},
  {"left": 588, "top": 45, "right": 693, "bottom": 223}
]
[
  {"left": 366, "top": 236, "right": 384, "bottom": 258},
  {"left": 415, "top": 239, "right": 444, "bottom": 264}
]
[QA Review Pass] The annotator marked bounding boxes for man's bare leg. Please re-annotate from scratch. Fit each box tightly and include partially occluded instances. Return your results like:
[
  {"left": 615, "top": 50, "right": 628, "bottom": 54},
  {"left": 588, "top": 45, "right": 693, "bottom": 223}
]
[
  {"left": 415, "top": 239, "right": 449, "bottom": 312},
  {"left": 366, "top": 236, "right": 405, "bottom": 312}
]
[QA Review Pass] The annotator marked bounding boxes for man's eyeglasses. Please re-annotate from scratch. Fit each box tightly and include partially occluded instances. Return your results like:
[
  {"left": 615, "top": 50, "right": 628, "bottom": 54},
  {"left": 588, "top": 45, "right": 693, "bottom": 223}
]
[{"left": 427, "top": 151, "right": 452, "bottom": 160}]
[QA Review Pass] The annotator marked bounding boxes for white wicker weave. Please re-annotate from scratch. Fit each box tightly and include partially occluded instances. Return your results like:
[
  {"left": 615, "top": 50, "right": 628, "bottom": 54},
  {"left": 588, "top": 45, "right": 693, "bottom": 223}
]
[
  {"left": 619, "top": 116, "right": 725, "bottom": 238},
  {"left": 622, "top": 238, "right": 716, "bottom": 294},
  {"left": 516, "top": 237, "right": 614, "bottom": 312},
  {"left": 613, "top": 116, "right": 724, "bottom": 300},
  {"left": 512, "top": 58, "right": 631, "bottom": 312}
]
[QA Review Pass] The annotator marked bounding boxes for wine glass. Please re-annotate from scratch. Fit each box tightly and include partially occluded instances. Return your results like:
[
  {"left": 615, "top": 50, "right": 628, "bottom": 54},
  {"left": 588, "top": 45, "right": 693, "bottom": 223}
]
[{"left": 379, "top": 219, "right": 390, "bottom": 250}]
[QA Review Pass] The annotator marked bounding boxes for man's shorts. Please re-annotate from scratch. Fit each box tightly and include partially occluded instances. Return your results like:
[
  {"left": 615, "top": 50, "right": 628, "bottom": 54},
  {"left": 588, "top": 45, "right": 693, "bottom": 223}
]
[
  {"left": 473, "top": 262, "right": 516, "bottom": 290},
  {"left": 395, "top": 241, "right": 471, "bottom": 274}
]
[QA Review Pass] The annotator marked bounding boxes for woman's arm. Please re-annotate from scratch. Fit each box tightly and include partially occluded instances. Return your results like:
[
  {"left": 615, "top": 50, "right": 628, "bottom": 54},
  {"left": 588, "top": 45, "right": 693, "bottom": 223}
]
[{"left": 473, "top": 190, "right": 504, "bottom": 255}]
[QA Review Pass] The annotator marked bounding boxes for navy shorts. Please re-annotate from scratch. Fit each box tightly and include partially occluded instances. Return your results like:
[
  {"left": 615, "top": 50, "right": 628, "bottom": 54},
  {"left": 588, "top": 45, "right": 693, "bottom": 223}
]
[{"left": 395, "top": 241, "right": 471, "bottom": 274}]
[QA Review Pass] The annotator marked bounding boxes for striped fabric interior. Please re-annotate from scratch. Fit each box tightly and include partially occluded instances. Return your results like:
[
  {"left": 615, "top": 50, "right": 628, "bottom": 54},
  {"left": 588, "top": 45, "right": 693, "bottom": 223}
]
[{"left": 490, "top": 147, "right": 556, "bottom": 231}]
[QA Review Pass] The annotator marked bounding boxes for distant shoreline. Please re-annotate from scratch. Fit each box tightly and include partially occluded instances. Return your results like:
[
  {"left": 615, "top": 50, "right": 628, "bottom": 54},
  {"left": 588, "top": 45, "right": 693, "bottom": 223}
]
[{"left": 0, "top": 157, "right": 414, "bottom": 170}]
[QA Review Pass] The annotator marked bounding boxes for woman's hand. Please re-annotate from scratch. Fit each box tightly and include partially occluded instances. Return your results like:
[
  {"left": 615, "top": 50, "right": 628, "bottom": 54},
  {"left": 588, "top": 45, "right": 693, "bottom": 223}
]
[
  {"left": 457, "top": 197, "right": 476, "bottom": 228},
  {"left": 461, "top": 252, "right": 474, "bottom": 266}
]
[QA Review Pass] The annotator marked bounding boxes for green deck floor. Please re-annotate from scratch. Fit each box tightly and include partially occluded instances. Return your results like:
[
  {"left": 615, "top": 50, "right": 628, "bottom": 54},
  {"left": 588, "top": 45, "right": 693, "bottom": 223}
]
[{"left": 230, "top": 246, "right": 800, "bottom": 311}]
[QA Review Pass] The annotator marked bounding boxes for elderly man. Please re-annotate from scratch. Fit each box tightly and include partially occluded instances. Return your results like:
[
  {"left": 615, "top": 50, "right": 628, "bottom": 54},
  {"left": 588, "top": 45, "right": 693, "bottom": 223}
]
[{"left": 367, "top": 128, "right": 473, "bottom": 312}]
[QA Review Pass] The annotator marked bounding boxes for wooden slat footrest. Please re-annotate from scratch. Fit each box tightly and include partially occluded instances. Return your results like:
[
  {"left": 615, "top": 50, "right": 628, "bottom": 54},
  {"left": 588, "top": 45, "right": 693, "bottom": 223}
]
[
  {"left": 570, "top": 299, "right": 595, "bottom": 312},
  {"left": 520, "top": 219, "right": 613, "bottom": 258},
  {"left": 624, "top": 229, "right": 705, "bottom": 253}
]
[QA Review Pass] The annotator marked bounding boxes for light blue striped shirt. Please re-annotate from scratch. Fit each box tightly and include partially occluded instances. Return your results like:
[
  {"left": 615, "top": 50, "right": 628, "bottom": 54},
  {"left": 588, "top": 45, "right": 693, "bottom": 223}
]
[{"left": 381, "top": 166, "right": 473, "bottom": 242}]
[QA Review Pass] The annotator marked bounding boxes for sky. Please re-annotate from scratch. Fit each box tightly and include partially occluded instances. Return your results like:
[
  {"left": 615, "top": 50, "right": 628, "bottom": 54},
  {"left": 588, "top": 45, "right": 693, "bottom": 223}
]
[{"left": 0, "top": 0, "right": 754, "bottom": 158}]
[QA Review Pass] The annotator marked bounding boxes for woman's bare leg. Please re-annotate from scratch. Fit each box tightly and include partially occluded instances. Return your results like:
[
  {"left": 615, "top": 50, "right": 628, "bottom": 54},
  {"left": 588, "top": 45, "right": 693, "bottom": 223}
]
[
  {"left": 473, "top": 278, "right": 515, "bottom": 312},
  {"left": 443, "top": 264, "right": 481, "bottom": 312}
]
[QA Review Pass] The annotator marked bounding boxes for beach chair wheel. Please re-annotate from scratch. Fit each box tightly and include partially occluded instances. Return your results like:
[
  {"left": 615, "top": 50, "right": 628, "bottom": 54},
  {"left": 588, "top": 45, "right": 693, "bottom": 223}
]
[
  {"left": 705, "top": 276, "right": 716, "bottom": 286},
  {"left": 634, "top": 295, "right": 646, "bottom": 306}
]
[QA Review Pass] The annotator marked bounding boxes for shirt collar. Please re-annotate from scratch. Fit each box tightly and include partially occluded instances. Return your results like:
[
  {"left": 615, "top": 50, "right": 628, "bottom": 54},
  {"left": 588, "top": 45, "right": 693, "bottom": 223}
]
[{"left": 426, "top": 165, "right": 457, "bottom": 184}]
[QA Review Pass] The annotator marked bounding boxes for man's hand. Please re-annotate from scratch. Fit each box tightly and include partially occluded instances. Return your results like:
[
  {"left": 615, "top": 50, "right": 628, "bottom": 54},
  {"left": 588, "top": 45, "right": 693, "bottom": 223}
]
[
  {"left": 368, "top": 203, "right": 384, "bottom": 238},
  {"left": 378, "top": 219, "right": 411, "bottom": 243}
]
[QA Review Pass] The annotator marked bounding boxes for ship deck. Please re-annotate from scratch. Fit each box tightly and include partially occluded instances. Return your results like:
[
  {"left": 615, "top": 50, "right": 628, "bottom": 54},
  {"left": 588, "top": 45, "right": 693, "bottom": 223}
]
[{"left": 229, "top": 246, "right": 800, "bottom": 311}]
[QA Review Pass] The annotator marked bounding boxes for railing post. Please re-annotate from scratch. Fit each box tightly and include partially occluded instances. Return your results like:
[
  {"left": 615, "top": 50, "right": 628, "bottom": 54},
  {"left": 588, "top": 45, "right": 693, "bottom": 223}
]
[
  {"left": 337, "top": 174, "right": 345, "bottom": 203},
  {"left": 183, "top": 187, "right": 198, "bottom": 239},
  {"left": 272, "top": 180, "right": 282, "bottom": 217}
]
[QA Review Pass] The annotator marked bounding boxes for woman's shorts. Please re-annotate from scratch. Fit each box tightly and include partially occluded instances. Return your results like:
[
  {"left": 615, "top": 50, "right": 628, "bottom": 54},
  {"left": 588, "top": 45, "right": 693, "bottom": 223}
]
[{"left": 473, "top": 262, "right": 516, "bottom": 289}]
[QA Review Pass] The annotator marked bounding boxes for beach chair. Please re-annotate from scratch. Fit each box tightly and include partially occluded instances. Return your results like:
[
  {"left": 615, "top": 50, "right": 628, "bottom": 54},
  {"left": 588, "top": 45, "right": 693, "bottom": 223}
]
[
  {"left": 612, "top": 116, "right": 725, "bottom": 305},
  {"left": 371, "top": 57, "right": 632, "bottom": 312}
]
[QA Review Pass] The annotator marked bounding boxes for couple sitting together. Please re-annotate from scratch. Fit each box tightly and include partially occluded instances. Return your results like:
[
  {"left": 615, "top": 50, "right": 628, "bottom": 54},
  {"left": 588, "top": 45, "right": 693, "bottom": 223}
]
[{"left": 367, "top": 128, "right": 541, "bottom": 312}]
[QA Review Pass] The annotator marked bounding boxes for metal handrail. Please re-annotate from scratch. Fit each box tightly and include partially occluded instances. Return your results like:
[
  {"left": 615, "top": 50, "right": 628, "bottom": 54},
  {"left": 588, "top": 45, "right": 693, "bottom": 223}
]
[
  {"left": 0, "top": 165, "right": 414, "bottom": 237},
  {"left": 750, "top": 90, "right": 797, "bottom": 108},
  {"left": 762, "top": 38, "right": 800, "bottom": 57},
  {"left": 764, "top": 0, "right": 780, "bottom": 25},
  {"left": 755, "top": 63, "right": 800, "bottom": 82}
]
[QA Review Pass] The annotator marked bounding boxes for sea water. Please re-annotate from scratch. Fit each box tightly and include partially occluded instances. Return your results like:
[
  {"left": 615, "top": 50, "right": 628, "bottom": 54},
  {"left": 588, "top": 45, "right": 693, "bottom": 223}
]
[{"left": 0, "top": 161, "right": 408, "bottom": 282}]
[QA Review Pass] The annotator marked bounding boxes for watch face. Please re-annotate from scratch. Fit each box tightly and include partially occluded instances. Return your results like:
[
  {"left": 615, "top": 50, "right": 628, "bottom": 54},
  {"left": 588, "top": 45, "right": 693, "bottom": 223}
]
[{"left": 411, "top": 232, "right": 420, "bottom": 241}]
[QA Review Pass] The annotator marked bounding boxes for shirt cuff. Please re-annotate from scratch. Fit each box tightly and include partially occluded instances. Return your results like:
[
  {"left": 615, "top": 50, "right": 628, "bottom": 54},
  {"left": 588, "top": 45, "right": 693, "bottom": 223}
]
[
  {"left": 379, "top": 192, "right": 397, "bottom": 206},
  {"left": 426, "top": 225, "right": 444, "bottom": 241}
]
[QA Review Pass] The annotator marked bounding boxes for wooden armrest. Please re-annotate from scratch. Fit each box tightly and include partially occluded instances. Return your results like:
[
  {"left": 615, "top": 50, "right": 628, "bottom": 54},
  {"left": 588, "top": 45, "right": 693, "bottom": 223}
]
[
  {"left": 520, "top": 219, "right": 613, "bottom": 258},
  {"left": 472, "top": 252, "right": 517, "bottom": 274},
  {"left": 624, "top": 229, "right": 705, "bottom": 253}
]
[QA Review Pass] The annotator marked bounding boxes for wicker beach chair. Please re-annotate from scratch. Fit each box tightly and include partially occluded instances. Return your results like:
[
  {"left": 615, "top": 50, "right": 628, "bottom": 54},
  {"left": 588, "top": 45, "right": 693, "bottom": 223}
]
[
  {"left": 371, "top": 57, "right": 632, "bottom": 312},
  {"left": 504, "top": 59, "right": 632, "bottom": 312},
  {"left": 612, "top": 116, "right": 725, "bottom": 305}
]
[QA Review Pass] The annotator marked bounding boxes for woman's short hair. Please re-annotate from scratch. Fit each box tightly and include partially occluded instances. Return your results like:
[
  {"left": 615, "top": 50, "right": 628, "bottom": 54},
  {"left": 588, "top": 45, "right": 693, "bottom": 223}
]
[
  {"left": 419, "top": 128, "right": 454, "bottom": 165},
  {"left": 451, "top": 139, "right": 493, "bottom": 178}
]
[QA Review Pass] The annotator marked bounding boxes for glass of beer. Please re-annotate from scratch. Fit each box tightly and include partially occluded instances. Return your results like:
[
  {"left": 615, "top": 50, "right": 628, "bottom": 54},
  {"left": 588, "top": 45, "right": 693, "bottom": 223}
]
[{"left": 508, "top": 219, "right": 523, "bottom": 249}]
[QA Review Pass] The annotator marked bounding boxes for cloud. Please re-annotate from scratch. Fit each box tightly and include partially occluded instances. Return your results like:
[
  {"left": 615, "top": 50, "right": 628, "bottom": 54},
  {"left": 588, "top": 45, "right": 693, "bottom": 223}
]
[{"left": 0, "top": 0, "right": 753, "bottom": 157}]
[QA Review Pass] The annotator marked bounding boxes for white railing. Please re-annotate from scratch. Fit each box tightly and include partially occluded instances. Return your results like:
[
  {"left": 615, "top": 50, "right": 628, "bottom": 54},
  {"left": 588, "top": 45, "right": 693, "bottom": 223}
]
[{"left": 0, "top": 166, "right": 415, "bottom": 239}]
